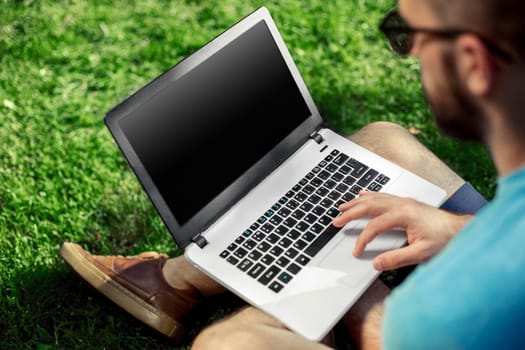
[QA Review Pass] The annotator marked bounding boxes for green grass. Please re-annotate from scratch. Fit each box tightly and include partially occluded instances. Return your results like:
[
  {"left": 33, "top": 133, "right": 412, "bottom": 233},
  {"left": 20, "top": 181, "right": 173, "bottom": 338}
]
[{"left": 0, "top": 0, "right": 496, "bottom": 348}]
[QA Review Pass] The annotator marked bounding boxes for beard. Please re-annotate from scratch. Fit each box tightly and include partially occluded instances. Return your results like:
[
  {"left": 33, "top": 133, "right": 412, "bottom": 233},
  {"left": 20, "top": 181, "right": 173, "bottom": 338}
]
[{"left": 422, "top": 49, "right": 486, "bottom": 143}]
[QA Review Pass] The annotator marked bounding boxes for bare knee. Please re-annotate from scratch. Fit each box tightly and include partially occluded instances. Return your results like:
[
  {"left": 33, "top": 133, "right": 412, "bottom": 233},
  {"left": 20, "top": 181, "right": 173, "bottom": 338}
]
[
  {"left": 191, "top": 320, "right": 266, "bottom": 350},
  {"left": 348, "top": 121, "right": 411, "bottom": 153},
  {"left": 348, "top": 121, "right": 464, "bottom": 196}
]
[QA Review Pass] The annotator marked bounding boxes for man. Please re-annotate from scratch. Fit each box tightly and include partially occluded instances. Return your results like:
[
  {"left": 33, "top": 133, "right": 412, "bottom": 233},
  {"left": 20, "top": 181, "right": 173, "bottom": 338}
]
[{"left": 60, "top": 0, "right": 525, "bottom": 348}]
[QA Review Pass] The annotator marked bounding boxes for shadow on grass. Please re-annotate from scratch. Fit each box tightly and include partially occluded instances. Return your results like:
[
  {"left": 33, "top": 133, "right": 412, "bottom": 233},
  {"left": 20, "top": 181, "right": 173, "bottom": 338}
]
[{"left": 1, "top": 260, "right": 247, "bottom": 349}]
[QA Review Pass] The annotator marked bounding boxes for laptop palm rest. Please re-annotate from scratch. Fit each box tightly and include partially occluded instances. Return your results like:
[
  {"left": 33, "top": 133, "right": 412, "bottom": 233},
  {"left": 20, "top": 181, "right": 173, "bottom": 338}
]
[{"left": 317, "top": 223, "right": 406, "bottom": 287}]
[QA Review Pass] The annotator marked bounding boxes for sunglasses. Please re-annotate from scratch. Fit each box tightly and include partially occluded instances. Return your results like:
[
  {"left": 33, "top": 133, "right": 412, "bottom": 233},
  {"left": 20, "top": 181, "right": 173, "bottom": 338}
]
[{"left": 379, "top": 8, "right": 512, "bottom": 62}]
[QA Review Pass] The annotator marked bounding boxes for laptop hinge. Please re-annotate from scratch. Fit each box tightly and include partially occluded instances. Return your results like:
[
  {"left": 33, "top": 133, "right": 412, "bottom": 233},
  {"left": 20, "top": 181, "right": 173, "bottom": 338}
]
[
  {"left": 191, "top": 233, "right": 208, "bottom": 248},
  {"left": 309, "top": 130, "right": 324, "bottom": 144}
]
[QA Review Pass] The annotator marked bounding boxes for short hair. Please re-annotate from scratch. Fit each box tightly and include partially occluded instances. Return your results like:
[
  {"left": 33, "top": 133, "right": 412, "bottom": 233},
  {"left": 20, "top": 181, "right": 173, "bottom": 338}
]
[{"left": 427, "top": 0, "right": 525, "bottom": 57}]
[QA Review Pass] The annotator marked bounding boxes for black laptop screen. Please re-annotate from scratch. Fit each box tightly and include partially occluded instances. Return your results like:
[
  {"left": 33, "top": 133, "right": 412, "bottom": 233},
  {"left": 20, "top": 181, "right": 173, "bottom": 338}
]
[{"left": 118, "top": 20, "right": 311, "bottom": 225}]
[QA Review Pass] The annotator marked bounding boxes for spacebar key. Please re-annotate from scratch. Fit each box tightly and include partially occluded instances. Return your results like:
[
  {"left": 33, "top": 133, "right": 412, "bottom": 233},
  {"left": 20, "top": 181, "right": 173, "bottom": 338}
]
[{"left": 305, "top": 225, "right": 341, "bottom": 258}]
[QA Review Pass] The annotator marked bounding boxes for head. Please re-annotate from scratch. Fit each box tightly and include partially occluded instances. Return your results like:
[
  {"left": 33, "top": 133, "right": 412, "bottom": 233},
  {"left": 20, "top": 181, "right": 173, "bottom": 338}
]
[{"left": 383, "top": 0, "right": 525, "bottom": 144}]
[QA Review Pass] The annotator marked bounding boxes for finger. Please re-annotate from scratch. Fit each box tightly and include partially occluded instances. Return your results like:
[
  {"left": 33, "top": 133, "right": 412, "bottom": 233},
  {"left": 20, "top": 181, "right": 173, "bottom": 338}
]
[
  {"left": 353, "top": 212, "right": 405, "bottom": 256},
  {"left": 372, "top": 243, "right": 429, "bottom": 271},
  {"left": 332, "top": 202, "right": 371, "bottom": 227},
  {"left": 337, "top": 190, "right": 383, "bottom": 211}
]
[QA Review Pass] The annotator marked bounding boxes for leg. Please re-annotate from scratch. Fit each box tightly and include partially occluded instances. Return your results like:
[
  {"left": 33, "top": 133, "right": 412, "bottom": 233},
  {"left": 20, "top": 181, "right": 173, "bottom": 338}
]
[
  {"left": 348, "top": 121, "right": 465, "bottom": 198},
  {"left": 191, "top": 306, "right": 333, "bottom": 350},
  {"left": 59, "top": 243, "right": 227, "bottom": 344}
]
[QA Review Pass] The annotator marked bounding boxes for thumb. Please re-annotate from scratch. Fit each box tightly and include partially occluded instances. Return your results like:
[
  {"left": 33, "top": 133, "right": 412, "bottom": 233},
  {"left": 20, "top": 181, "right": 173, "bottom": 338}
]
[{"left": 373, "top": 244, "right": 426, "bottom": 271}]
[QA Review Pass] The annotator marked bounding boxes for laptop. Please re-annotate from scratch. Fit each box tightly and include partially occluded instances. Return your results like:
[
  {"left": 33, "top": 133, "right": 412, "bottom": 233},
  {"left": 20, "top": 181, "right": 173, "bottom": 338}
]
[{"left": 104, "top": 6, "right": 446, "bottom": 341}]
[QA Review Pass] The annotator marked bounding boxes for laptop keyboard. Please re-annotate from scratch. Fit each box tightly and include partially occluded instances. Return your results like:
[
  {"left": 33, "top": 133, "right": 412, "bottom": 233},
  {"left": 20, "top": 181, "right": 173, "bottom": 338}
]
[{"left": 219, "top": 149, "right": 390, "bottom": 293}]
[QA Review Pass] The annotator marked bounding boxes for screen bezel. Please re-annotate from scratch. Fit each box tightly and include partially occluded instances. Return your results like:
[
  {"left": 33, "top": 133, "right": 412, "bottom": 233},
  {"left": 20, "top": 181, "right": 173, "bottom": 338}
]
[{"left": 104, "top": 6, "right": 324, "bottom": 249}]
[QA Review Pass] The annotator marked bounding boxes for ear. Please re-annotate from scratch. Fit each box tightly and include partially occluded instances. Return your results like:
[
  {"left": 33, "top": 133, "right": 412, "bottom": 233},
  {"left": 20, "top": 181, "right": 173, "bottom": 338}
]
[
  {"left": 456, "top": 33, "right": 497, "bottom": 96},
  {"left": 455, "top": 34, "right": 497, "bottom": 96}
]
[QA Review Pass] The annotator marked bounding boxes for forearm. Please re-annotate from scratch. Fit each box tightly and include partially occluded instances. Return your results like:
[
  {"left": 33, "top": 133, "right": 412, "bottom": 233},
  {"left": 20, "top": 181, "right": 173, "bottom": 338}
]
[{"left": 342, "top": 278, "right": 390, "bottom": 350}]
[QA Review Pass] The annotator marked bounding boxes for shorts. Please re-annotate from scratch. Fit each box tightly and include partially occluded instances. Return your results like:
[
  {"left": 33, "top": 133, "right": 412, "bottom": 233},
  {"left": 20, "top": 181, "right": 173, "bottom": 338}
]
[{"left": 439, "top": 182, "right": 488, "bottom": 214}]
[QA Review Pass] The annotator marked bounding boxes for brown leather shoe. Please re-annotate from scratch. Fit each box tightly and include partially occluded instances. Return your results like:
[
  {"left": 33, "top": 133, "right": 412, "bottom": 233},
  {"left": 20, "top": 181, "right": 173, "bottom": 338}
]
[{"left": 59, "top": 242, "right": 202, "bottom": 343}]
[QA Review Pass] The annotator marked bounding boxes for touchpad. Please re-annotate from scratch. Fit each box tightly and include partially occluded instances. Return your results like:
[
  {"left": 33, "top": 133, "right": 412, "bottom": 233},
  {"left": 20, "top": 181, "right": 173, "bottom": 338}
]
[{"left": 318, "top": 227, "right": 406, "bottom": 287}]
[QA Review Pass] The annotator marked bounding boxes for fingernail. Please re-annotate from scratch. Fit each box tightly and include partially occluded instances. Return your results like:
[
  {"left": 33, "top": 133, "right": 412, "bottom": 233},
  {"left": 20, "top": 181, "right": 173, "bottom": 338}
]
[{"left": 374, "top": 259, "right": 384, "bottom": 271}]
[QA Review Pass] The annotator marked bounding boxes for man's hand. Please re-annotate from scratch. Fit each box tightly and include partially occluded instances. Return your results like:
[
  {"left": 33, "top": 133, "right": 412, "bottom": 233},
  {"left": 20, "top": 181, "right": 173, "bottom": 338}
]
[{"left": 332, "top": 191, "right": 472, "bottom": 271}]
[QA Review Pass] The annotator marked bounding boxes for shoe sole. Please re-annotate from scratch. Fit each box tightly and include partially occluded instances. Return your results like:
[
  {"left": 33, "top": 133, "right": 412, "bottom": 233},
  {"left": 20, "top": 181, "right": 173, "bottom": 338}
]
[{"left": 60, "top": 243, "right": 185, "bottom": 343}]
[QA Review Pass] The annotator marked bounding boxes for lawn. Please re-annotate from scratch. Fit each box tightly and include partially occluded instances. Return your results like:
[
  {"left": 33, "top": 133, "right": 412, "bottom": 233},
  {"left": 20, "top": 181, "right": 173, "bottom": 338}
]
[{"left": 0, "top": 0, "right": 496, "bottom": 348}]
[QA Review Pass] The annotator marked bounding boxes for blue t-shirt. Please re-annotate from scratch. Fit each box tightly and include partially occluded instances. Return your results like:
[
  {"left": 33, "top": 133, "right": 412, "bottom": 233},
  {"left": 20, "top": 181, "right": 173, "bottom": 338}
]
[{"left": 383, "top": 167, "right": 525, "bottom": 350}]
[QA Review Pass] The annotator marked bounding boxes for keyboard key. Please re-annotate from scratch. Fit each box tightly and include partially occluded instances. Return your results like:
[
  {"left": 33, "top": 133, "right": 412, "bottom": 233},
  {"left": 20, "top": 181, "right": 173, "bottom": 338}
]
[
  {"left": 261, "top": 254, "right": 275, "bottom": 265},
  {"left": 335, "top": 183, "right": 349, "bottom": 193},
  {"left": 248, "top": 250, "right": 263, "bottom": 261},
  {"left": 274, "top": 225, "right": 289, "bottom": 235},
  {"left": 318, "top": 215, "right": 332, "bottom": 226},
  {"left": 270, "top": 246, "right": 284, "bottom": 256},
  {"left": 332, "top": 172, "right": 344, "bottom": 182},
  {"left": 257, "top": 241, "right": 271, "bottom": 252},
  {"left": 358, "top": 169, "right": 379, "bottom": 187},
  {"left": 220, "top": 250, "right": 229, "bottom": 258},
  {"left": 276, "top": 256, "right": 290, "bottom": 267},
  {"left": 302, "top": 232, "right": 316, "bottom": 242},
  {"left": 305, "top": 225, "right": 341, "bottom": 258},
  {"left": 234, "top": 247, "right": 248, "bottom": 259},
  {"left": 227, "top": 256, "right": 239, "bottom": 265},
  {"left": 283, "top": 217, "right": 298, "bottom": 228},
  {"left": 350, "top": 185, "right": 363, "bottom": 195},
  {"left": 248, "top": 263, "right": 266, "bottom": 279},
  {"left": 243, "top": 229, "right": 253, "bottom": 237},
  {"left": 258, "top": 265, "right": 281, "bottom": 285},
  {"left": 326, "top": 207, "right": 340, "bottom": 218},
  {"left": 266, "top": 233, "right": 280, "bottom": 243},
  {"left": 313, "top": 205, "right": 327, "bottom": 215},
  {"left": 238, "top": 259, "right": 253, "bottom": 272},
  {"left": 305, "top": 212, "right": 319, "bottom": 223},
  {"left": 296, "top": 254, "right": 311, "bottom": 266},
  {"left": 278, "top": 237, "right": 293, "bottom": 248},
  {"left": 278, "top": 272, "right": 293, "bottom": 284},
  {"left": 342, "top": 192, "right": 355, "bottom": 201},
  {"left": 339, "top": 165, "right": 351, "bottom": 174},
  {"left": 261, "top": 223, "right": 275, "bottom": 233},
  {"left": 270, "top": 215, "right": 283, "bottom": 225},
  {"left": 235, "top": 236, "right": 245, "bottom": 244},
  {"left": 242, "top": 239, "right": 256, "bottom": 250},
  {"left": 253, "top": 232, "right": 266, "bottom": 242},
  {"left": 310, "top": 223, "right": 324, "bottom": 234},
  {"left": 278, "top": 207, "right": 291, "bottom": 217},
  {"left": 287, "top": 263, "right": 302, "bottom": 274},
  {"left": 325, "top": 163, "right": 338, "bottom": 172},
  {"left": 376, "top": 174, "right": 390, "bottom": 185},
  {"left": 227, "top": 243, "right": 238, "bottom": 251},
  {"left": 368, "top": 182, "right": 382, "bottom": 192},
  {"left": 294, "top": 192, "right": 308, "bottom": 202},
  {"left": 333, "top": 153, "right": 349, "bottom": 165},
  {"left": 285, "top": 247, "right": 299, "bottom": 259},
  {"left": 299, "top": 202, "right": 314, "bottom": 212},
  {"left": 303, "top": 185, "right": 315, "bottom": 195},
  {"left": 269, "top": 281, "right": 284, "bottom": 293},
  {"left": 343, "top": 176, "right": 357, "bottom": 186},
  {"left": 265, "top": 209, "right": 275, "bottom": 217},
  {"left": 286, "top": 199, "right": 300, "bottom": 209},
  {"left": 324, "top": 179, "right": 337, "bottom": 189},
  {"left": 286, "top": 229, "right": 301, "bottom": 240},
  {"left": 292, "top": 209, "right": 306, "bottom": 220},
  {"left": 327, "top": 190, "right": 342, "bottom": 201}
]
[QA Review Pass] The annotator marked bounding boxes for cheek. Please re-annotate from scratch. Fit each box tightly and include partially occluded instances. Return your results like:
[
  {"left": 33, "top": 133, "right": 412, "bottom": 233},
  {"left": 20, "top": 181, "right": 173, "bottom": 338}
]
[{"left": 420, "top": 52, "right": 449, "bottom": 97}]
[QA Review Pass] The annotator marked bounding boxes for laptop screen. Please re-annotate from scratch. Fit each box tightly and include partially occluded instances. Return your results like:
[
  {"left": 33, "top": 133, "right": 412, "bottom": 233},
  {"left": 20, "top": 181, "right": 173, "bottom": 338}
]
[{"left": 118, "top": 20, "right": 312, "bottom": 226}]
